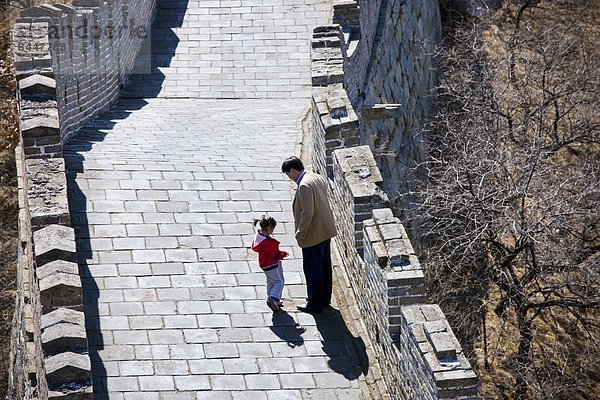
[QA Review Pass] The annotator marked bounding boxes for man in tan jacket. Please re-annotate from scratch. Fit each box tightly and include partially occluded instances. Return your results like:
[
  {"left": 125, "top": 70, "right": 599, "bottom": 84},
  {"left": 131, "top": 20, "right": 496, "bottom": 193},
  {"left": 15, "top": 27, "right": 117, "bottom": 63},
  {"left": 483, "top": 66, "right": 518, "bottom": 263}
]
[{"left": 281, "top": 156, "right": 337, "bottom": 313}]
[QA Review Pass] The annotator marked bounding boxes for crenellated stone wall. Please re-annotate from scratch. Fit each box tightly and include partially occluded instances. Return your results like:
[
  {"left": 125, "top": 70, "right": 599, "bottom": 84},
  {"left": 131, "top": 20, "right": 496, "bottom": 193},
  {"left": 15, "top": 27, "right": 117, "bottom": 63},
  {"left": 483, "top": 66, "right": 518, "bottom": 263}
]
[
  {"left": 310, "top": 0, "right": 441, "bottom": 242},
  {"left": 13, "top": 0, "right": 155, "bottom": 158},
  {"left": 322, "top": 143, "right": 478, "bottom": 400},
  {"left": 310, "top": 24, "right": 359, "bottom": 178},
  {"left": 9, "top": 1, "right": 157, "bottom": 398},
  {"left": 343, "top": 0, "right": 441, "bottom": 240},
  {"left": 9, "top": 146, "right": 49, "bottom": 400},
  {"left": 307, "top": 1, "right": 479, "bottom": 398}
]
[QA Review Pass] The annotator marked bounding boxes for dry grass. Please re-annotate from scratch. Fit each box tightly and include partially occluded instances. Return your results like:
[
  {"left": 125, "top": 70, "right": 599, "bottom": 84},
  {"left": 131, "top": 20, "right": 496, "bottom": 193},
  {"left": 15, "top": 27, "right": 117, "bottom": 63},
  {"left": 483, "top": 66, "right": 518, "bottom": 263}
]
[{"left": 0, "top": 4, "right": 19, "bottom": 398}]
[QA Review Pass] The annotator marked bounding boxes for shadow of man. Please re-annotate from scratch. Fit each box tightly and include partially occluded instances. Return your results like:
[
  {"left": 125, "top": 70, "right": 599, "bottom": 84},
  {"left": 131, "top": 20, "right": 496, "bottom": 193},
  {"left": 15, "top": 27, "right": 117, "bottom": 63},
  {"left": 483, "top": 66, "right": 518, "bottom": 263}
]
[
  {"left": 311, "top": 307, "right": 369, "bottom": 380},
  {"left": 269, "top": 310, "right": 306, "bottom": 348}
]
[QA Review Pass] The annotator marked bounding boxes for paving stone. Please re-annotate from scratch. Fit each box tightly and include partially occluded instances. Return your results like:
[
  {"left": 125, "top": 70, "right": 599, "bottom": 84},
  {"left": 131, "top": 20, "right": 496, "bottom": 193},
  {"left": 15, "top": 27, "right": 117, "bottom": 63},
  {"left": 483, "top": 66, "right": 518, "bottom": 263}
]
[
  {"left": 281, "top": 373, "right": 317, "bottom": 389},
  {"left": 265, "top": 391, "right": 302, "bottom": 400},
  {"left": 211, "top": 375, "right": 247, "bottom": 390},
  {"left": 196, "top": 391, "right": 232, "bottom": 400},
  {"left": 138, "top": 375, "right": 175, "bottom": 391},
  {"left": 154, "top": 360, "right": 189, "bottom": 375},
  {"left": 204, "top": 343, "right": 239, "bottom": 359},
  {"left": 245, "top": 374, "right": 281, "bottom": 390},
  {"left": 119, "top": 361, "right": 155, "bottom": 376},
  {"left": 231, "top": 391, "right": 268, "bottom": 400}
]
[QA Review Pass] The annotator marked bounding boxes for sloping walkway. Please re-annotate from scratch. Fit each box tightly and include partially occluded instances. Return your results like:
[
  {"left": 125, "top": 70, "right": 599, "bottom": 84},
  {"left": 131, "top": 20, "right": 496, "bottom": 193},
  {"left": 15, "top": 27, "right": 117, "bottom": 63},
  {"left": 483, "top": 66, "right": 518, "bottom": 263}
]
[{"left": 64, "top": 0, "right": 368, "bottom": 399}]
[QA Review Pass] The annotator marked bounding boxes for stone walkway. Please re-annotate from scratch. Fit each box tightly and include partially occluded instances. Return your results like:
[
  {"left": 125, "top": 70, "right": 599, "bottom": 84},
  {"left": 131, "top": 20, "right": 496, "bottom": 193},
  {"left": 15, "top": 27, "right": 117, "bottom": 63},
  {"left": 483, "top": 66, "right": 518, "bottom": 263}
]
[
  {"left": 63, "top": 0, "right": 369, "bottom": 399},
  {"left": 123, "top": 0, "right": 331, "bottom": 98}
]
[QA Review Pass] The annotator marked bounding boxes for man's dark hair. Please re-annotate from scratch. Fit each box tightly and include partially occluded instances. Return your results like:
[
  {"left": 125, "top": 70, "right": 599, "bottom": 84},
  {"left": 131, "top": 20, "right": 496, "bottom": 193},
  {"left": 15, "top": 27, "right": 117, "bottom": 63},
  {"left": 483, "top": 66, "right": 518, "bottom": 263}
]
[{"left": 281, "top": 156, "right": 304, "bottom": 173}]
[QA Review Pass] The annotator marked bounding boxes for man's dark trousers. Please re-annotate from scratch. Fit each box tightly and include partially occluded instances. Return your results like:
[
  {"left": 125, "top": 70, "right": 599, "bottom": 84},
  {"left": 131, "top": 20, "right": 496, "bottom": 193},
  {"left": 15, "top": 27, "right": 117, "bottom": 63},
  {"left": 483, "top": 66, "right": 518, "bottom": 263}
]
[{"left": 301, "top": 239, "right": 332, "bottom": 311}]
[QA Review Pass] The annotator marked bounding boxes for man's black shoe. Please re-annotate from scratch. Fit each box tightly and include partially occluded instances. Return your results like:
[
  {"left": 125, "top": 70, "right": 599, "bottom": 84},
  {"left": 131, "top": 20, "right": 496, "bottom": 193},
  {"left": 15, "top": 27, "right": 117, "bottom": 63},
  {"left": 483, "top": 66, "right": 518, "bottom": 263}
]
[{"left": 296, "top": 305, "right": 322, "bottom": 314}]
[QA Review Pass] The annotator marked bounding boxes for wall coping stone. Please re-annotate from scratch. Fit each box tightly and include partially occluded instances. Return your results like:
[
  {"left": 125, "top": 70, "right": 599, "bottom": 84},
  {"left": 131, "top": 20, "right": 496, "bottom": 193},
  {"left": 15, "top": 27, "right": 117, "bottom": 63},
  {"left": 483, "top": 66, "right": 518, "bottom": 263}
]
[
  {"left": 19, "top": 74, "right": 57, "bottom": 97},
  {"left": 36, "top": 259, "right": 79, "bottom": 281},
  {"left": 32, "top": 224, "right": 76, "bottom": 266},
  {"left": 21, "top": 115, "right": 60, "bottom": 133},
  {"left": 41, "top": 323, "right": 88, "bottom": 355},
  {"left": 39, "top": 271, "right": 83, "bottom": 314},
  {"left": 45, "top": 352, "right": 91, "bottom": 386},
  {"left": 41, "top": 308, "right": 85, "bottom": 330}
]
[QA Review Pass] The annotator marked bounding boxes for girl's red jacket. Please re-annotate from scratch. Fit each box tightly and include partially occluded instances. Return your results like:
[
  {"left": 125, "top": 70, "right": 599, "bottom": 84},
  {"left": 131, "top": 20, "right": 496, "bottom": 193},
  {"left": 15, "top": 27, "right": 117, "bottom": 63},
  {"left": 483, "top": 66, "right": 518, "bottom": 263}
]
[{"left": 251, "top": 231, "right": 287, "bottom": 269}]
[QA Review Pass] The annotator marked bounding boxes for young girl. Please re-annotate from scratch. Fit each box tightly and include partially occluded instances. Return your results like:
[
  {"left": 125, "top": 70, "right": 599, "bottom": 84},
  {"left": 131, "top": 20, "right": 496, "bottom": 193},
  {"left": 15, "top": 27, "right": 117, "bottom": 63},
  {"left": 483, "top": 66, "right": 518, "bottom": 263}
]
[{"left": 251, "top": 215, "right": 288, "bottom": 312}]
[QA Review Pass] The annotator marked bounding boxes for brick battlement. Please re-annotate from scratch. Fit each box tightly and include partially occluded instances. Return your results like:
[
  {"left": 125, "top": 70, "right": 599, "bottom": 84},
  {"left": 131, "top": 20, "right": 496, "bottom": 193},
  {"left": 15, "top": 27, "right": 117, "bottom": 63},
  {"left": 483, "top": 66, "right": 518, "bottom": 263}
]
[{"left": 306, "top": 0, "right": 479, "bottom": 398}]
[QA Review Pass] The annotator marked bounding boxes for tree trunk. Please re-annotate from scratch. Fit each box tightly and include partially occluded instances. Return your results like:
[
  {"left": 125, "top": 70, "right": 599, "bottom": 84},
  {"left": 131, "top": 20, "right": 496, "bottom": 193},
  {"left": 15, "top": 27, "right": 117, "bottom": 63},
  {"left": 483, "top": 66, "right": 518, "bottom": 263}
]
[{"left": 515, "top": 313, "right": 534, "bottom": 399}]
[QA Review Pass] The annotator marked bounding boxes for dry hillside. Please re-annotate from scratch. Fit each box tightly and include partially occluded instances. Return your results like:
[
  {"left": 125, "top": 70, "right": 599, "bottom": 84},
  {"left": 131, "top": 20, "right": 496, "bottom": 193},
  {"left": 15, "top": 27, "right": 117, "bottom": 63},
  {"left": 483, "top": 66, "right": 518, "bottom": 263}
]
[
  {"left": 427, "top": 1, "right": 600, "bottom": 399},
  {"left": 0, "top": 3, "right": 20, "bottom": 398}
]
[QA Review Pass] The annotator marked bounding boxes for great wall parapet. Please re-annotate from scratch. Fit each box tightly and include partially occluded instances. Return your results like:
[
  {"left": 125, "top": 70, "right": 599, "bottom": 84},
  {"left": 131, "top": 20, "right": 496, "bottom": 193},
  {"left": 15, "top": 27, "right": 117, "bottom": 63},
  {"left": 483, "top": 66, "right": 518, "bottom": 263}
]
[{"left": 308, "top": 0, "right": 478, "bottom": 398}]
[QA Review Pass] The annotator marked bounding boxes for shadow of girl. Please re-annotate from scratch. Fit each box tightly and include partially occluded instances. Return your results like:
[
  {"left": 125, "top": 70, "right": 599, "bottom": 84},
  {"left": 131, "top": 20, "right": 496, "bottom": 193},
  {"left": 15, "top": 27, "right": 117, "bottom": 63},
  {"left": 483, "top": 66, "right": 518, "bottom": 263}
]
[{"left": 269, "top": 311, "right": 306, "bottom": 348}]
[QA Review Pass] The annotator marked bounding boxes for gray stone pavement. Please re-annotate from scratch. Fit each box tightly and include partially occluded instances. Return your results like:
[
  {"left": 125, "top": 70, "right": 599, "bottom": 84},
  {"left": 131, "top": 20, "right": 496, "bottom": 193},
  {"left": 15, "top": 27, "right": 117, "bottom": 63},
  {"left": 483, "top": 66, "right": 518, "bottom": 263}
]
[
  {"left": 63, "top": 0, "right": 370, "bottom": 397},
  {"left": 65, "top": 98, "right": 368, "bottom": 399}
]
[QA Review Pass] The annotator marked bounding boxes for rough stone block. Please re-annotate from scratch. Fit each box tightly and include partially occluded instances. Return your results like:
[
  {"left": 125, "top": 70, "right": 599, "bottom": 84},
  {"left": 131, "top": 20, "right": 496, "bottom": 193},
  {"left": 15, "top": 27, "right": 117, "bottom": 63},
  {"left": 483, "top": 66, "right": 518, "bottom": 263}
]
[
  {"left": 371, "top": 240, "right": 388, "bottom": 268},
  {"left": 39, "top": 272, "right": 82, "bottom": 311},
  {"left": 41, "top": 308, "right": 85, "bottom": 330},
  {"left": 434, "top": 370, "right": 478, "bottom": 389},
  {"left": 48, "top": 386, "right": 94, "bottom": 400},
  {"left": 425, "top": 328, "right": 457, "bottom": 360},
  {"left": 42, "top": 321, "right": 88, "bottom": 355},
  {"left": 421, "top": 304, "right": 445, "bottom": 322},
  {"left": 349, "top": 182, "right": 376, "bottom": 199},
  {"left": 372, "top": 208, "right": 395, "bottom": 223},
  {"left": 19, "top": 74, "right": 57, "bottom": 98},
  {"left": 45, "top": 352, "right": 91, "bottom": 386},
  {"left": 378, "top": 223, "right": 403, "bottom": 241},
  {"left": 401, "top": 305, "right": 427, "bottom": 324},
  {"left": 33, "top": 224, "right": 76, "bottom": 266},
  {"left": 37, "top": 259, "right": 79, "bottom": 280},
  {"left": 387, "top": 239, "right": 414, "bottom": 265}
]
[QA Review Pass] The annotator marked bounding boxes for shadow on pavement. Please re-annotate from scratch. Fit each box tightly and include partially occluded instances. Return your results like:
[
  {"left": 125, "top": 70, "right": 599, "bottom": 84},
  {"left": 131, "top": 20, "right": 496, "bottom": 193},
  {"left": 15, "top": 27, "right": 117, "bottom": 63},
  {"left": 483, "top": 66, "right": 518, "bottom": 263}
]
[
  {"left": 269, "top": 310, "right": 306, "bottom": 348},
  {"left": 64, "top": 99, "right": 149, "bottom": 400},
  {"left": 122, "top": 0, "right": 189, "bottom": 98},
  {"left": 270, "top": 307, "right": 369, "bottom": 381},
  {"left": 313, "top": 307, "right": 369, "bottom": 380}
]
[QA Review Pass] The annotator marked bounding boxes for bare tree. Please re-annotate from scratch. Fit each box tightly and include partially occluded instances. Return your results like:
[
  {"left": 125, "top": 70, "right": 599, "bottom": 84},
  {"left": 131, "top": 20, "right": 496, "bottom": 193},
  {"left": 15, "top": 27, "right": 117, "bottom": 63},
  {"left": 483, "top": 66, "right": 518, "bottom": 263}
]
[{"left": 418, "top": 2, "right": 600, "bottom": 399}]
